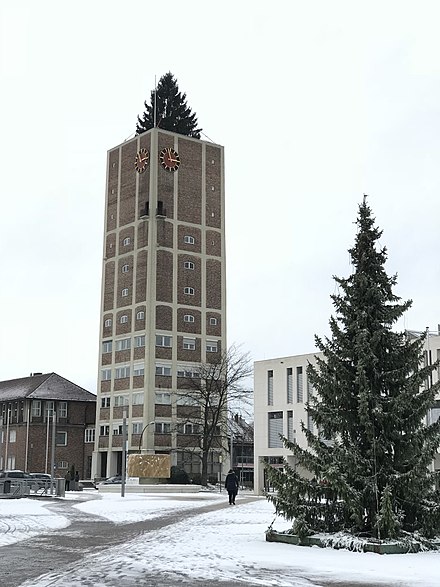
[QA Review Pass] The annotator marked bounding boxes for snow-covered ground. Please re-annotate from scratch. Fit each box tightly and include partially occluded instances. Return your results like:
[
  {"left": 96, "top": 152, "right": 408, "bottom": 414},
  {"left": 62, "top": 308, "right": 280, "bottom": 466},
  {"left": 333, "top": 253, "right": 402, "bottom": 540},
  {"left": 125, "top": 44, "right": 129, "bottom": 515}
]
[{"left": 1, "top": 490, "right": 439, "bottom": 586}]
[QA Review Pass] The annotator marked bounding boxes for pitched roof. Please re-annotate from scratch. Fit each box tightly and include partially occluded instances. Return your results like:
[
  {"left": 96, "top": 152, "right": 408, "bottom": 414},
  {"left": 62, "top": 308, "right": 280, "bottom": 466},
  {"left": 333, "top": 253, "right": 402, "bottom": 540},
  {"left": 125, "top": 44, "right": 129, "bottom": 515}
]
[{"left": 0, "top": 373, "right": 96, "bottom": 403}]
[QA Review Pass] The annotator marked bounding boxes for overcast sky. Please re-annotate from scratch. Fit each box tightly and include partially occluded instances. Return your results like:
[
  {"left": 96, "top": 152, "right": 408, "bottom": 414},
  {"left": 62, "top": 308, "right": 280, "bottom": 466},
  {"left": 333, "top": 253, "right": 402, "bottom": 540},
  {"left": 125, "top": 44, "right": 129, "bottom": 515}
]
[{"left": 1, "top": 1, "right": 439, "bottom": 393}]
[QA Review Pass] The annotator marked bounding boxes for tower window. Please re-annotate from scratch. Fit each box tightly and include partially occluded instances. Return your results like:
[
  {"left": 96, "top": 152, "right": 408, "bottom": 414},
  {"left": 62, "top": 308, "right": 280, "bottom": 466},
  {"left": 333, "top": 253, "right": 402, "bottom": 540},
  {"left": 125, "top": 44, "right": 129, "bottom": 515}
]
[
  {"left": 121, "top": 288, "right": 129, "bottom": 297},
  {"left": 183, "top": 337, "right": 196, "bottom": 350},
  {"left": 120, "top": 315, "right": 128, "bottom": 324},
  {"left": 104, "top": 318, "right": 112, "bottom": 327},
  {"left": 209, "top": 317, "right": 218, "bottom": 326},
  {"left": 122, "top": 264, "right": 129, "bottom": 273},
  {"left": 184, "top": 235, "right": 195, "bottom": 245},
  {"left": 184, "top": 314, "right": 195, "bottom": 323},
  {"left": 184, "top": 261, "right": 195, "bottom": 270},
  {"left": 136, "top": 311, "right": 145, "bottom": 320},
  {"left": 184, "top": 287, "right": 195, "bottom": 295},
  {"left": 206, "top": 340, "right": 218, "bottom": 353},
  {"left": 102, "top": 340, "right": 112, "bottom": 354},
  {"left": 123, "top": 237, "right": 131, "bottom": 246},
  {"left": 156, "top": 335, "right": 172, "bottom": 348}
]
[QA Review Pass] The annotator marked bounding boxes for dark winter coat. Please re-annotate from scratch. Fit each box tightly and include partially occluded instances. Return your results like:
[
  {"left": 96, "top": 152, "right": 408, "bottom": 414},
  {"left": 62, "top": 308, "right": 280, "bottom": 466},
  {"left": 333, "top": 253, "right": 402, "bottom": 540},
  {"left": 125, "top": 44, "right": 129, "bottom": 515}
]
[{"left": 225, "top": 471, "right": 239, "bottom": 492}]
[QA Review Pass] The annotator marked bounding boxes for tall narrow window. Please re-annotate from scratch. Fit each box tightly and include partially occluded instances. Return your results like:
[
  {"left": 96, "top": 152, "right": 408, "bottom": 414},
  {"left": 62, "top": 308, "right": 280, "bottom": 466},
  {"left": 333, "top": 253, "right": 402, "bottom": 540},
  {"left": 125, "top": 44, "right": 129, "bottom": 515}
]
[
  {"left": 307, "top": 375, "right": 314, "bottom": 402},
  {"left": 268, "top": 411, "right": 283, "bottom": 448},
  {"left": 267, "top": 370, "right": 274, "bottom": 406},
  {"left": 59, "top": 402, "right": 68, "bottom": 418},
  {"left": 287, "top": 410, "right": 294, "bottom": 442},
  {"left": 287, "top": 367, "right": 293, "bottom": 403},
  {"left": 296, "top": 366, "right": 303, "bottom": 403}
]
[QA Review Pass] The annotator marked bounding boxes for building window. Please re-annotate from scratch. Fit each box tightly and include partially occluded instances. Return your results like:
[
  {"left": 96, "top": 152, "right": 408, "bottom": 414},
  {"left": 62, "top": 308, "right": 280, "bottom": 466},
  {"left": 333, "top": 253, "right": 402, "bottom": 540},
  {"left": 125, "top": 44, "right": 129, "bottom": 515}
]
[
  {"left": 59, "top": 461, "right": 68, "bottom": 469},
  {"left": 56, "top": 432, "right": 67, "bottom": 446},
  {"left": 123, "top": 237, "right": 131, "bottom": 246},
  {"left": 267, "top": 370, "right": 274, "bottom": 406},
  {"left": 307, "top": 376, "right": 314, "bottom": 402},
  {"left": 296, "top": 366, "right": 303, "bottom": 403},
  {"left": 31, "top": 400, "right": 41, "bottom": 417},
  {"left": 132, "top": 422, "right": 143, "bottom": 434},
  {"left": 135, "top": 335, "right": 146, "bottom": 347},
  {"left": 206, "top": 340, "right": 218, "bottom": 353},
  {"left": 104, "top": 318, "right": 112, "bottom": 327},
  {"left": 100, "top": 425, "right": 110, "bottom": 436},
  {"left": 307, "top": 413, "right": 314, "bottom": 434},
  {"left": 183, "top": 337, "right": 196, "bottom": 350},
  {"left": 177, "top": 366, "right": 200, "bottom": 378},
  {"left": 9, "top": 430, "right": 16, "bottom": 443},
  {"left": 287, "top": 367, "right": 293, "bottom": 404},
  {"left": 116, "top": 338, "right": 131, "bottom": 351},
  {"left": 184, "top": 314, "right": 195, "bottom": 323},
  {"left": 101, "top": 368, "right": 112, "bottom": 381},
  {"left": 132, "top": 392, "right": 144, "bottom": 405},
  {"left": 209, "top": 317, "right": 218, "bottom": 326},
  {"left": 121, "top": 288, "right": 129, "bottom": 297},
  {"left": 46, "top": 401, "right": 55, "bottom": 418},
  {"left": 136, "top": 311, "right": 145, "bottom": 320},
  {"left": 101, "top": 396, "right": 111, "bottom": 408},
  {"left": 184, "top": 287, "right": 194, "bottom": 295},
  {"left": 115, "top": 366, "right": 130, "bottom": 379},
  {"left": 59, "top": 402, "right": 67, "bottom": 418},
  {"left": 85, "top": 429, "right": 95, "bottom": 443},
  {"left": 287, "top": 410, "right": 295, "bottom": 442},
  {"left": 184, "top": 261, "right": 195, "bottom": 270},
  {"left": 156, "top": 335, "right": 172, "bottom": 347},
  {"left": 114, "top": 395, "right": 129, "bottom": 407},
  {"left": 155, "top": 392, "right": 171, "bottom": 405},
  {"left": 133, "top": 363, "right": 144, "bottom": 376},
  {"left": 268, "top": 411, "right": 283, "bottom": 448},
  {"left": 184, "top": 235, "right": 195, "bottom": 244},
  {"left": 122, "top": 264, "right": 129, "bottom": 273},
  {"left": 120, "top": 315, "right": 128, "bottom": 324},
  {"left": 155, "top": 364, "right": 172, "bottom": 376},
  {"left": 102, "top": 340, "right": 112, "bottom": 354},
  {"left": 155, "top": 422, "right": 171, "bottom": 433}
]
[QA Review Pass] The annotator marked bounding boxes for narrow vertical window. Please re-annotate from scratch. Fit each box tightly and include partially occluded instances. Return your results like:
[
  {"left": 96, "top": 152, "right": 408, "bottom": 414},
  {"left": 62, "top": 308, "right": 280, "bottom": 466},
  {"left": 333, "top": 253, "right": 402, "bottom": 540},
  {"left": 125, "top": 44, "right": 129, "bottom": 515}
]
[
  {"left": 296, "top": 366, "right": 303, "bottom": 403},
  {"left": 267, "top": 370, "right": 274, "bottom": 406},
  {"left": 287, "top": 367, "right": 293, "bottom": 403}
]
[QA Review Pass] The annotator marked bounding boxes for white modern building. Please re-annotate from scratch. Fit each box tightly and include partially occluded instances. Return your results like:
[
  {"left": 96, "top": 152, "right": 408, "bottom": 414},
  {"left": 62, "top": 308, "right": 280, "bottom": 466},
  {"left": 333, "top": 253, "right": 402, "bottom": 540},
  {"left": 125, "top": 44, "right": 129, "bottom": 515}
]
[{"left": 253, "top": 330, "right": 440, "bottom": 496}]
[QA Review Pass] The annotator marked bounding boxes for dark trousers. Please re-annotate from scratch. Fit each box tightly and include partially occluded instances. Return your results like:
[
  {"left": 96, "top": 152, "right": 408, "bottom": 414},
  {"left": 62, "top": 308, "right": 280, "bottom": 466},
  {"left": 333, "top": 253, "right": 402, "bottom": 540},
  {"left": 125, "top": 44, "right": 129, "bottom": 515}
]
[{"left": 227, "top": 490, "right": 237, "bottom": 504}]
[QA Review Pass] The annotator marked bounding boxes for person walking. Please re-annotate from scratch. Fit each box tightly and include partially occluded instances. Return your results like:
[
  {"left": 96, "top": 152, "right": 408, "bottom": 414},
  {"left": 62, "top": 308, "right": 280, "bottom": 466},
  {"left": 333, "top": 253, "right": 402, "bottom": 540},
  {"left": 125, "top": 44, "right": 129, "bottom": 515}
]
[
  {"left": 65, "top": 471, "right": 71, "bottom": 491},
  {"left": 225, "top": 469, "right": 239, "bottom": 505}
]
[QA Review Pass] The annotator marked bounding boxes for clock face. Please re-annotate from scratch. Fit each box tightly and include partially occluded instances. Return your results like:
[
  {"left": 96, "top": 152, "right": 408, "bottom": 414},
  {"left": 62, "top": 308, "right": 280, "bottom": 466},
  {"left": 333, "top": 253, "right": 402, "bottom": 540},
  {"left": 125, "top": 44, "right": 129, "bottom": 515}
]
[
  {"left": 134, "top": 148, "right": 149, "bottom": 173},
  {"left": 160, "top": 147, "right": 180, "bottom": 172}
]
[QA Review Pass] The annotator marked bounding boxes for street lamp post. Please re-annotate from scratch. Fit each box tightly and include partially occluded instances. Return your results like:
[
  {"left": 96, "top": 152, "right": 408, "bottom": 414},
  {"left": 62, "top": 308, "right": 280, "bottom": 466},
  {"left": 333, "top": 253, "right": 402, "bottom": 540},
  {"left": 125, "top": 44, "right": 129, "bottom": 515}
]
[{"left": 138, "top": 421, "right": 155, "bottom": 453}]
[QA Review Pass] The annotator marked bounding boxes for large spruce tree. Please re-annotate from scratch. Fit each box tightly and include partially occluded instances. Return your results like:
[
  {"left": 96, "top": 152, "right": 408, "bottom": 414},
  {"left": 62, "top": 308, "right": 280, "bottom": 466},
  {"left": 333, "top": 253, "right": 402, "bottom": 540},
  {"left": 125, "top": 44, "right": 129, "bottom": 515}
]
[
  {"left": 136, "top": 72, "right": 201, "bottom": 138},
  {"left": 267, "top": 198, "right": 440, "bottom": 541}
]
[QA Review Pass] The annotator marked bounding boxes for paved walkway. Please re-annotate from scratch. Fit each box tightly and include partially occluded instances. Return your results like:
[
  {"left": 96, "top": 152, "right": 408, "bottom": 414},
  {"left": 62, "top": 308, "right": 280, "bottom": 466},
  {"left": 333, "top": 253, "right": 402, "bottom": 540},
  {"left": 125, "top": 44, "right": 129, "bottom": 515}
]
[{"left": 0, "top": 495, "right": 393, "bottom": 587}]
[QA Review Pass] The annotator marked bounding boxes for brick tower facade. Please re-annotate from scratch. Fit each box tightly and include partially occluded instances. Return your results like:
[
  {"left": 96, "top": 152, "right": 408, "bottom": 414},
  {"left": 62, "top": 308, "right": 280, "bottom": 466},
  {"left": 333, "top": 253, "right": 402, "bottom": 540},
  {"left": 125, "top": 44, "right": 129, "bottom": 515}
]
[{"left": 92, "top": 128, "right": 226, "bottom": 480}]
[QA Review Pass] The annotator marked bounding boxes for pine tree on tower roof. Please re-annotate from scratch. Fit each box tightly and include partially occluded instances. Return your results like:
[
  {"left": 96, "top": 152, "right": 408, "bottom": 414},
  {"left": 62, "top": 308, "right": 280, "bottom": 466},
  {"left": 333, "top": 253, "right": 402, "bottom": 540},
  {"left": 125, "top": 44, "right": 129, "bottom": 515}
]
[{"left": 136, "top": 72, "right": 201, "bottom": 138}]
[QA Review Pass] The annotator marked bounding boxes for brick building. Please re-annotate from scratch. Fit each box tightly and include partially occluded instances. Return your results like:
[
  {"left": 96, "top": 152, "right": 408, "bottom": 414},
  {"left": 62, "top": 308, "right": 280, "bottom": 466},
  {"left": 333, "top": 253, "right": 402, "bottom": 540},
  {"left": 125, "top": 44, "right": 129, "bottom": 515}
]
[
  {"left": 0, "top": 373, "right": 96, "bottom": 478},
  {"left": 93, "top": 127, "right": 226, "bottom": 480}
]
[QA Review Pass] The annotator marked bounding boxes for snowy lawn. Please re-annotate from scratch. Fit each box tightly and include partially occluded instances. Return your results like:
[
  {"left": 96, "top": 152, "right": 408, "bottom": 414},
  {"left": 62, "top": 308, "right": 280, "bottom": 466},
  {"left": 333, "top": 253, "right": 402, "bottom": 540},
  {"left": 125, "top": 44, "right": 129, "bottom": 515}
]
[{"left": 1, "top": 491, "right": 439, "bottom": 586}]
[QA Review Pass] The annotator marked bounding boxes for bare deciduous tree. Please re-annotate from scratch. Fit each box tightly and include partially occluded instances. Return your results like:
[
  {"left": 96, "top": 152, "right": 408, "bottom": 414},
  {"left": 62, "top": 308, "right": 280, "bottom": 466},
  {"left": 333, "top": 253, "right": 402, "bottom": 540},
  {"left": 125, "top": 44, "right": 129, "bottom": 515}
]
[{"left": 176, "top": 345, "right": 252, "bottom": 486}]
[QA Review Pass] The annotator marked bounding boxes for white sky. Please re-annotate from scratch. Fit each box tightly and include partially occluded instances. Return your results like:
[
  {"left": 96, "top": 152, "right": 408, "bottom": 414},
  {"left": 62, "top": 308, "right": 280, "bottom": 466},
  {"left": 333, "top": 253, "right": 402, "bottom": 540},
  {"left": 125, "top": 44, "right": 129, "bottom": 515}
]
[
  {"left": 1, "top": 1, "right": 440, "bottom": 393},
  {"left": 0, "top": 491, "right": 438, "bottom": 586}
]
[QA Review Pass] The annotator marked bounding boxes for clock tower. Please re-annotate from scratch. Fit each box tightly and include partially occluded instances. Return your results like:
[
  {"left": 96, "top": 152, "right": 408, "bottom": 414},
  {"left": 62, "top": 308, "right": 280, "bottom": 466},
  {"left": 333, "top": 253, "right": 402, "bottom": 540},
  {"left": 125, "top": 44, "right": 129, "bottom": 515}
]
[{"left": 92, "top": 128, "right": 226, "bottom": 481}]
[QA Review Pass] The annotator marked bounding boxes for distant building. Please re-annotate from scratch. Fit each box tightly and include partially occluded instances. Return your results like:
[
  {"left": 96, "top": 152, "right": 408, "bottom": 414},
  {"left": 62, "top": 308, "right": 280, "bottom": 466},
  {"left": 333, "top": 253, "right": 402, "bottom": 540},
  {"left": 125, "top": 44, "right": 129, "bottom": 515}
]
[
  {"left": 253, "top": 330, "right": 440, "bottom": 496},
  {"left": 92, "top": 128, "right": 226, "bottom": 481},
  {"left": 228, "top": 414, "right": 254, "bottom": 487},
  {"left": 0, "top": 373, "right": 96, "bottom": 478}
]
